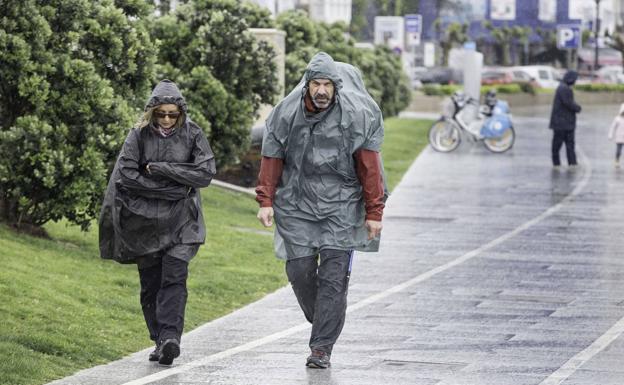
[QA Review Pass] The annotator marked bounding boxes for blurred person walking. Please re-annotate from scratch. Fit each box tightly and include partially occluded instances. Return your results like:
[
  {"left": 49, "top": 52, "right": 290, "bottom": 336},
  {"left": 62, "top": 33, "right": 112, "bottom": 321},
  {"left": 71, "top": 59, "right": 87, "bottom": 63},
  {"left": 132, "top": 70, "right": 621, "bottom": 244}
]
[
  {"left": 608, "top": 103, "right": 624, "bottom": 168},
  {"left": 549, "top": 70, "right": 582, "bottom": 168},
  {"left": 255, "top": 52, "right": 386, "bottom": 369},
  {"left": 99, "top": 79, "right": 216, "bottom": 366}
]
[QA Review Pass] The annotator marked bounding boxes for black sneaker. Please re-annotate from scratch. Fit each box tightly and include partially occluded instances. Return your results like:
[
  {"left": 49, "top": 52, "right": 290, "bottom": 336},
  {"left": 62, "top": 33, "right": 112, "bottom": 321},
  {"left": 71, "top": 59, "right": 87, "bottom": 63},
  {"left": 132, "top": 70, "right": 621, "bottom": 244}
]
[
  {"left": 148, "top": 343, "right": 160, "bottom": 362},
  {"left": 306, "top": 349, "right": 331, "bottom": 369},
  {"left": 158, "top": 339, "right": 180, "bottom": 366}
]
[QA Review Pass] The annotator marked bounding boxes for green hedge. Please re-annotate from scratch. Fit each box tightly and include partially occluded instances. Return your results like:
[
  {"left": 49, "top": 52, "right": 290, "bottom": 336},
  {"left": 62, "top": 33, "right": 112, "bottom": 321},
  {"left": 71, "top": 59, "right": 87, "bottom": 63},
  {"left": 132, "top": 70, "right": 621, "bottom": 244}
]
[
  {"left": 422, "top": 83, "right": 526, "bottom": 96},
  {"left": 574, "top": 83, "right": 624, "bottom": 92}
]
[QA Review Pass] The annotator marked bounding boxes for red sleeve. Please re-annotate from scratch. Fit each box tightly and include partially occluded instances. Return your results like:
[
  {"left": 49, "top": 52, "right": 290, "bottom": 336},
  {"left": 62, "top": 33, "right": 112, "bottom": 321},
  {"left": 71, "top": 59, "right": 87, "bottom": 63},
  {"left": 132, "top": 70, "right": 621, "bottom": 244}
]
[
  {"left": 255, "top": 156, "right": 284, "bottom": 207},
  {"left": 354, "top": 149, "right": 385, "bottom": 221}
]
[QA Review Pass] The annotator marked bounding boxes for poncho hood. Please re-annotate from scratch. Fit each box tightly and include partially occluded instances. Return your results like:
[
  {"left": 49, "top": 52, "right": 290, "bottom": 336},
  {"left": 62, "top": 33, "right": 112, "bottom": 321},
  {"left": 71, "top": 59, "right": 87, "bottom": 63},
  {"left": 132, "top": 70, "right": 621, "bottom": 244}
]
[
  {"left": 562, "top": 70, "right": 578, "bottom": 85},
  {"left": 304, "top": 52, "right": 343, "bottom": 90},
  {"left": 145, "top": 79, "right": 188, "bottom": 112}
]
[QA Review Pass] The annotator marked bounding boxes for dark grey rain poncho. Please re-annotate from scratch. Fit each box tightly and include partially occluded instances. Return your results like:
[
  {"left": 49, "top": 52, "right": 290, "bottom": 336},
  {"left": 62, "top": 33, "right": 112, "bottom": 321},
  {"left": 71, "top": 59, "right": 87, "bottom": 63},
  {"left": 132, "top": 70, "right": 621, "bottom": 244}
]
[
  {"left": 262, "top": 52, "right": 386, "bottom": 259},
  {"left": 99, "top": 80, "right": 216, "bottom": 264}
]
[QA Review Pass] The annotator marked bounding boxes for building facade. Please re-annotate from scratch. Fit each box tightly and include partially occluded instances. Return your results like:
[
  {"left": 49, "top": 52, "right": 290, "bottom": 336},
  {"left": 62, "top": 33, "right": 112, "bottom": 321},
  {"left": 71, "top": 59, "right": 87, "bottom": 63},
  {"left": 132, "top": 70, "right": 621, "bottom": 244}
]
[
  {"left": 419, "top": 0, "right": 619, "bottom": 42},
  {"left": 250, "top": 0, "right": 352, "bottom": 24}
]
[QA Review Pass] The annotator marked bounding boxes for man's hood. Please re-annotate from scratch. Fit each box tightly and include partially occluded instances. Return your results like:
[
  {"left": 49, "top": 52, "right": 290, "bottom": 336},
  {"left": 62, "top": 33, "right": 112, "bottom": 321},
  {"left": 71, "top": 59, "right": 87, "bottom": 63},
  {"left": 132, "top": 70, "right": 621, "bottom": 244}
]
[
  {"left": 563, "top": 70, "right": 578, "bottom": 85},
  {"left": 304, "top": 52, "right": 343, "bottom": 90},
  {"left": 145, "top": 79, "right": 188, "bottom": 112}
]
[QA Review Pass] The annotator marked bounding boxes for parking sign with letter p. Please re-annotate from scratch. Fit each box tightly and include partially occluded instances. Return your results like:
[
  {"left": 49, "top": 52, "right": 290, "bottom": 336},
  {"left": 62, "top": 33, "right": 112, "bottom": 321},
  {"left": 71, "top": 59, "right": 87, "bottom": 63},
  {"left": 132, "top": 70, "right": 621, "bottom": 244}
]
[{"left": 557, "top": 25, "right": 581, "bottom": 49}]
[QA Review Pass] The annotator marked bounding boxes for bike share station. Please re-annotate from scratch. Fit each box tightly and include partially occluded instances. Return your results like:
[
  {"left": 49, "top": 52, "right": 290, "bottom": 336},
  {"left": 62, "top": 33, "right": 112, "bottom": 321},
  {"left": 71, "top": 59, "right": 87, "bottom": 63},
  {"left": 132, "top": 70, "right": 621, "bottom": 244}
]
[{"left": 428, "top": 42, "right": 515, "bottom": 153}]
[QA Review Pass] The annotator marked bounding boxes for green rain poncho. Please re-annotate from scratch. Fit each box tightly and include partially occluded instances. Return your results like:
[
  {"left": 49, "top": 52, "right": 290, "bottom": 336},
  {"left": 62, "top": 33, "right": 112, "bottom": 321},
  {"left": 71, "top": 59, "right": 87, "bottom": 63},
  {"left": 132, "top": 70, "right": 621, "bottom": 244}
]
[
  {"left": 262, "top": 52, "right": 386, "bottom": 259},
  {"left": 99, "top": 80, "right": 216, "bottom": 264}
]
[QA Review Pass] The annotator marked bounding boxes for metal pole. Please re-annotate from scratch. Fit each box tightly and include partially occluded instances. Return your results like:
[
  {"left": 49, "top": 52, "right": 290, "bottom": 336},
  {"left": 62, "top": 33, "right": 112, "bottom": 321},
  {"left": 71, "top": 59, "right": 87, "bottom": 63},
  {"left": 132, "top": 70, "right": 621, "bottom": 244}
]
[{"left": 594, "top": 0, "right": 601, "bottom": 72}]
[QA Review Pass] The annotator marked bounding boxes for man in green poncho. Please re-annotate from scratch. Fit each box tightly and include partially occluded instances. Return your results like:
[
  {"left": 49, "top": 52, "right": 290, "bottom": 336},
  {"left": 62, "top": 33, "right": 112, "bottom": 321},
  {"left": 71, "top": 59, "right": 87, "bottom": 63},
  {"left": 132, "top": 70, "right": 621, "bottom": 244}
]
[{"left": 256, "top": 52, "right": 386, "bottom": 368}]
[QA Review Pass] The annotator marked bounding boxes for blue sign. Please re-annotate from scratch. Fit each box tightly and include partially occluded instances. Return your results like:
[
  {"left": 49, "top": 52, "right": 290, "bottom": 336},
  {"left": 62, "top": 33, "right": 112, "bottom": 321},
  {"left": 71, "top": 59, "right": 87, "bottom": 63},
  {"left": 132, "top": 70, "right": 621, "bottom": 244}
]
[
  {"left": 463, "top": 41, "right": 476, "bottom": 51},
  {"left": 557, "top": 24, "right": 581, "bottom": 49},
  {"left": 405, "top": 14, "right": 422, "bottom": 46},
  {"left": 405, "top": 14, "right": 422, "bottom": 33}
]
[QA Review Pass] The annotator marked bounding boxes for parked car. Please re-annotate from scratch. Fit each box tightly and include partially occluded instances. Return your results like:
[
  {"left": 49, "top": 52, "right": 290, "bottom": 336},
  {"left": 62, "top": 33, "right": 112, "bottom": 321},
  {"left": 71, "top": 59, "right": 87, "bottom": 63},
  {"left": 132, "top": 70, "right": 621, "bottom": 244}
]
[
  {"left": 411, "top": 66, "right": 429, "bottom": 89},
  {"left": 420, "top": 67, "right": 463, "bottom": 85},
  {"left": 481, "top": 67, "right": 513, "bottom": 85},
  {"left": 511, "top": 65, "right": 560, "bottom": 89},
  {"left": 509, "top": 69, "right": 533, "bottom": 83},
  {"left": 480, "top": 67, "right": 539, "bottom": 88},
  {"left": 595, "top": 65, "right": 624, "bottom": 84}
]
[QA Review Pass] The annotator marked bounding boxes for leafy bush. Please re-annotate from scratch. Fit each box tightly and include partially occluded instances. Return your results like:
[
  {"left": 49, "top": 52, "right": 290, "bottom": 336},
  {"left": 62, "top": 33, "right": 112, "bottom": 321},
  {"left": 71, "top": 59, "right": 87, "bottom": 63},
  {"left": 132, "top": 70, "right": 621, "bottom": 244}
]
[
  {"left": 422, "top": 84, "right": 462, "bottom": 96},
  {"left": 517, "top": 81, "right": 537, "bottom": 95},
  {"left": 492, "top": 84, "right": 522, "bottom": 94},
  {"left": 574, "top": 83, "right": 624, "bottom": 92},
  {"left": 423, "top": 83, "right": 528, "bottom": 96},
  {"left": 151, "top": 0, "right": 279, "bottom": 168},
  {"left": 0, "top": 0, "right": 156, "bottom": 229}
]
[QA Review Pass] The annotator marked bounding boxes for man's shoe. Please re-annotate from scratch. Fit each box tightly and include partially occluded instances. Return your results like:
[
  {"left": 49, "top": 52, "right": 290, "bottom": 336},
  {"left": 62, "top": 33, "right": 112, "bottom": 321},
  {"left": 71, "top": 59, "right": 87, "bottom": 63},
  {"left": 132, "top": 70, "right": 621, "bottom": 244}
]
[
  {"left": 148, "top": 343, "right": 160, "bottom": 361},
  {"left": 158, "top": 339, "right": 180, "bottom": 366},
  {"left": 306, "top": 349, "right": 331, "bottom": 369}
]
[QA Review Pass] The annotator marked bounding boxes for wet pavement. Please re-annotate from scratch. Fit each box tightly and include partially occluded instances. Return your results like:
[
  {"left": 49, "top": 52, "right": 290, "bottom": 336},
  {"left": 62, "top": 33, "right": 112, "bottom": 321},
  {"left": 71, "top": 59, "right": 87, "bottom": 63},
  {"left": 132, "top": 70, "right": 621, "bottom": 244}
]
[{"left": 48, "top": 103, "right": 624, "bottom": 385}]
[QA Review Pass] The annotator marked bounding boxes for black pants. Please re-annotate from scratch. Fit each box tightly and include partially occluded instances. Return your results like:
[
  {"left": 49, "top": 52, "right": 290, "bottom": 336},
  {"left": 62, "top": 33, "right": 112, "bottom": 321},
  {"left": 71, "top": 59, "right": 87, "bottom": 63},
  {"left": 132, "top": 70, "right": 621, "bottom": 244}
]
[
  {"left": 552, "top": 130, "right": 577, "bottom": 166},
  {"left": 616, "top": 143, "right": 623, "bottom": 161},
  {"left": 138, "top": 255, "right": 189, "bottom": 345},
  {"left": 285, "top": 249, "right": 352, "bottom": 355}
]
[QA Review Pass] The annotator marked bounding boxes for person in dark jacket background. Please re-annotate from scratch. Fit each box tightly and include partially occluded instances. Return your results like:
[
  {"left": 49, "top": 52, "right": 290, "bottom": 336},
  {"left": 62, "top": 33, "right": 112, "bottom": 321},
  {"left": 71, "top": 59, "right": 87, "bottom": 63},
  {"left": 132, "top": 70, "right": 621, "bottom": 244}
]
[
  {"left": 549, "top": 70, "right": 582, "bottom": 168},
  {"left": 99, "top": 79, "right": 216, "bottom": 366}
]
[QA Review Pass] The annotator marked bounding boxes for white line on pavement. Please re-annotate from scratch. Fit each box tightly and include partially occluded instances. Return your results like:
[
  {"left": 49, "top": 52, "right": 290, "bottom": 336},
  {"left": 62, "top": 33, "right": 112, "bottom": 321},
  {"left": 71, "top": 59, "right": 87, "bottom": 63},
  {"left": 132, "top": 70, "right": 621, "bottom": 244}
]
[
  {"left": 121, "top": 149, "right": 593, "bottom": 385},
  {"left": 536, "top": 152, "right": 624, "bottom": 381},
  {"left": 538, "top": 316, "right": 624, "bottom": 385}
]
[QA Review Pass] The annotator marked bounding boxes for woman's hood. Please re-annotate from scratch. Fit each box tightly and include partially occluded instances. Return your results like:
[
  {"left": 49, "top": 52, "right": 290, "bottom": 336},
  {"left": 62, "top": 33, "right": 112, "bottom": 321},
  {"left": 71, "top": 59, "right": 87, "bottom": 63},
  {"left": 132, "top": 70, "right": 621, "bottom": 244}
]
[{"left": 144, "top": 79, "right": 188, "bottom": 112}]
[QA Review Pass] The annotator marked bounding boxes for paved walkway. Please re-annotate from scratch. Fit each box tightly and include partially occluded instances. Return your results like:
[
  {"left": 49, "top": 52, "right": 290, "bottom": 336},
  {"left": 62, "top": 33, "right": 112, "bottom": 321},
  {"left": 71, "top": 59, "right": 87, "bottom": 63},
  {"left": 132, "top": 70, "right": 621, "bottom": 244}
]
[{"left": 49, "top": 104, "right": 624, "bottom": 385}]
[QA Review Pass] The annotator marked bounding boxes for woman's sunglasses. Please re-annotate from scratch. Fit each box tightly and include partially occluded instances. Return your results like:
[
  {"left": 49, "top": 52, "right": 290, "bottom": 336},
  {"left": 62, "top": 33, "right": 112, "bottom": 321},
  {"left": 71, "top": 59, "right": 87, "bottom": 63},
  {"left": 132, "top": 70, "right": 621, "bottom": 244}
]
[{"left": 154, "top": 111, "right": 181, "bottom": 119}]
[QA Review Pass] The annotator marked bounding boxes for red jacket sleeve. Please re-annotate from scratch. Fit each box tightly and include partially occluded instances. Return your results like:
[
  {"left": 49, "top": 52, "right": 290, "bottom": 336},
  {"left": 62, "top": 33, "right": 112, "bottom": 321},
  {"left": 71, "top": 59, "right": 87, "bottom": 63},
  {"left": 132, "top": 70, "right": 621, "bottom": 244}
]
[
  {"left": 354, "top": 149, "right": 385, "bottom": 221},
  {"left": 255, "top": 156, "right": 284, "bottom": 207}
]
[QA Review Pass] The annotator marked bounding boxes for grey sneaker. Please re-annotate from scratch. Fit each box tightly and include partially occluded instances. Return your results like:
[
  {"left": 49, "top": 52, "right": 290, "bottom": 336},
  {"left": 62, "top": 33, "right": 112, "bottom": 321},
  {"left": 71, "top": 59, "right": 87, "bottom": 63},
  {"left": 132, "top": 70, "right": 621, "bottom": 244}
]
[
  {"left": 306, "top": 349, "right": 331, "bottom": 369},
  {"left": 158, "top": 339, "right": 180, "bottom": 366}
]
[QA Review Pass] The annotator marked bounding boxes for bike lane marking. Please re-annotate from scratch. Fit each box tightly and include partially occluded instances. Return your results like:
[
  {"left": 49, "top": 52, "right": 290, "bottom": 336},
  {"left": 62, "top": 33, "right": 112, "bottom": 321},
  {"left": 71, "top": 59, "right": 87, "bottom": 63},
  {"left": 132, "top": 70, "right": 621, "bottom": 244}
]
[
  {"left": 535, "top": 153, "right": 624, "bottom": 377},
  {"left": 121, "top": 149, "right": 593, "bottom": 385},
  {"left": 538, "top": 316, "right": 624, "bottom": 385}
]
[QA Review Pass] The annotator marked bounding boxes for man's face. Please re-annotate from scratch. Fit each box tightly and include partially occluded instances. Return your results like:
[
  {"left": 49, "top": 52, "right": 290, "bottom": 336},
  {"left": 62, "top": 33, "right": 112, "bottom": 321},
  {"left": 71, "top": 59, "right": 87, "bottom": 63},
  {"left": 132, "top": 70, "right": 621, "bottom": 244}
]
[{"left": 309, "top": 79, "right": 335, "bottom": 109}]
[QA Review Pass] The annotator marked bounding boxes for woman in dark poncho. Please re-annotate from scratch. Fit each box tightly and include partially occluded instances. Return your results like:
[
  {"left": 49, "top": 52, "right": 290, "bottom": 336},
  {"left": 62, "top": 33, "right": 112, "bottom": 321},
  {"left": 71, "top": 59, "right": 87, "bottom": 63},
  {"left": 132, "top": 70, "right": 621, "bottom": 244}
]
[{"left": 99, "top": 79, "right": 216, "bottom": 365}]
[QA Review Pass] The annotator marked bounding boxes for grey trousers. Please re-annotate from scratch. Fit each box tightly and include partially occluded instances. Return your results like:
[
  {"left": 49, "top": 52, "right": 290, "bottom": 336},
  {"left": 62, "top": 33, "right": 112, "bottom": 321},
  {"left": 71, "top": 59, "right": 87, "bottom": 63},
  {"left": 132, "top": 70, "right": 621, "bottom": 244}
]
[{"left": 285, "top": 249, "right": 353, "bottom": 355}]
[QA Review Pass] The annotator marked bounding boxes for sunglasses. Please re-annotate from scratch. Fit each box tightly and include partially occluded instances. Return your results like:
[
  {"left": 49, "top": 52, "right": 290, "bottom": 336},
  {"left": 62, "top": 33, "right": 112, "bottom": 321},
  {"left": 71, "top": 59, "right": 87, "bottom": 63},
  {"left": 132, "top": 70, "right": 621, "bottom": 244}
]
[{"left": 154, "top": 111, "right": 181, "bottom": 119}]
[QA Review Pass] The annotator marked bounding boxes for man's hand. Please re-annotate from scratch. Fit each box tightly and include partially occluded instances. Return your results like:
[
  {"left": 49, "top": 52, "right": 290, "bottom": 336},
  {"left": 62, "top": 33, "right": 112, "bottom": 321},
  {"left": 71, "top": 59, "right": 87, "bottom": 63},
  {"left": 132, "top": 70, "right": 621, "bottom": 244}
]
[
  {"left": 365, "top": 219, "right": 382, "bottom": 240},
  {"left": 257, "top": 207, "right": 274, "bottom": 227}
]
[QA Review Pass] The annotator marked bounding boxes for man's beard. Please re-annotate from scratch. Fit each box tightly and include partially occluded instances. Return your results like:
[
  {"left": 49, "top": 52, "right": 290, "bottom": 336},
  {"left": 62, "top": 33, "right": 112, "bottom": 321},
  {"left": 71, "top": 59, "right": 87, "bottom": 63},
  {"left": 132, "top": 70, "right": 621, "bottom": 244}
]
[{"left": 312, "top": 92, "right": 331, "bottom": 109}]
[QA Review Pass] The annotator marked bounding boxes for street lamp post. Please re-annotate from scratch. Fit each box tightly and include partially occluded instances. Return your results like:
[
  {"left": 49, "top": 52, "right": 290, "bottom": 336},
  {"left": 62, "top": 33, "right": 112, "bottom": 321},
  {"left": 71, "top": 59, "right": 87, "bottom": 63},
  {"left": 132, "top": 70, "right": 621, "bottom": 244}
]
[{"left": 594, "top": 0, "right": 601, "bottom": 72}]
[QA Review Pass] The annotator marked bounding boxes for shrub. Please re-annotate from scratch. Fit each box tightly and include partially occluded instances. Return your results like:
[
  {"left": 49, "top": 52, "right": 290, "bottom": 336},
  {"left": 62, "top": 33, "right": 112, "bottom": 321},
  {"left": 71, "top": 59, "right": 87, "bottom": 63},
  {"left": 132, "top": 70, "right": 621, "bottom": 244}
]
[
  {"left": 0, "top": 0, "right": 156, "bottom": 229},
  {"left": 574, "top": 83, "right": 624, "bottom": 92},
  {"left": 422, "top": 84, "right": 462, "bottom": 96},
  {"left": 151, "top": 0, "right": 279, "bottom": 168}
]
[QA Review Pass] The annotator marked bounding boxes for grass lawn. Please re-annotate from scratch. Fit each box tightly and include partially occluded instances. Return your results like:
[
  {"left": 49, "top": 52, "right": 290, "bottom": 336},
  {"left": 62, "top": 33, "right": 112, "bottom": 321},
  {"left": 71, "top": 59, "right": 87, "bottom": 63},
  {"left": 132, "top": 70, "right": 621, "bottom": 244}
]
[
  {"left": 0, "top": 117, "right": 431, "bottom": 385},
  {"left": 382, "top": 117, "right": 433, "bottom": 190}
]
